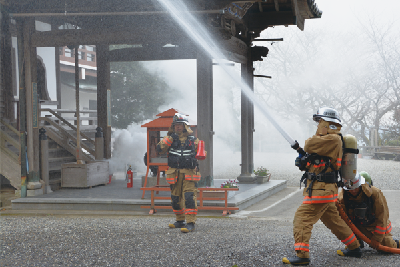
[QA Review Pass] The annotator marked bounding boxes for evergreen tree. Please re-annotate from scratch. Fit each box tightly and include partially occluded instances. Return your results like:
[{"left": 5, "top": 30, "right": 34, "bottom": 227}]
[{"left": 110, "top": 61, "right": 172, "bottom": 129}]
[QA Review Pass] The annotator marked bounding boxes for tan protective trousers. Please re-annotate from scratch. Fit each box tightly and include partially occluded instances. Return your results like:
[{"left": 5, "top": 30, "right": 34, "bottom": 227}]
[
  {"left": 293, "top": 202, "right": 360, "bottom": 258},
  {"left": 356, "top": 222, "right": 397, "bottom": 249},
  {"left": 170, "top": 171, "right": 197, "bottom": 224}
]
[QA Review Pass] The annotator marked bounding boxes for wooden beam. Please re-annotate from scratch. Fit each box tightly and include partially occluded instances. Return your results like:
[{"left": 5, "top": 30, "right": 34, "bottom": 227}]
[
  {"left": 30, "top": 27, "right": 186, "bottom": 47},
  {"left": 108, "top": 46, "right": 198, "bottom": 62},
  {"left": 218, "top": 36, "right": 248, "bottom": 64},
  {"left": 246, "top": 11, "right": 295, "bottom": 29}
]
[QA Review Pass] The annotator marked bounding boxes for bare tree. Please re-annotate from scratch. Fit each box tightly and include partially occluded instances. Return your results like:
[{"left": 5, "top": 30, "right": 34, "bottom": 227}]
[{"left": 254, "top": 19, "right": 400, "bottom": 145}]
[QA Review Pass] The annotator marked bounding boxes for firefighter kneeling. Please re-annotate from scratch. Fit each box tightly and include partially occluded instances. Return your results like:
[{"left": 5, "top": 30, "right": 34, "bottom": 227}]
[
  {"left": 156, "top": 113, "right": 206, "bottom": 233},
  {"left": 283, "top": 107, "right": 361, "bottom": 266},
  {"left": 337, "top": 171, "right": 399, "bottom": 254}
]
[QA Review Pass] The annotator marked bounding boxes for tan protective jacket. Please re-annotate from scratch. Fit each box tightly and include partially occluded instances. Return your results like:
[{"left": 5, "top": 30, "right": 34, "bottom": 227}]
[
  {"left": 301, "top": 121, "right": 342, "bottom": 203},
  {"left": 157, "top": 125, "right": 204, "bottom": 184},
  {"left": 338, "top": 184, "right": 392, "bottom": 243}
]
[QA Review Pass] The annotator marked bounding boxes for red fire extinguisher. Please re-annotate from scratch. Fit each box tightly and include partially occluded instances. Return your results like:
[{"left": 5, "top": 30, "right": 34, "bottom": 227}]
[
  {"left": 195, "top": 140, "right": 206, "bottom": 160},
  {"left": 126, "top": 165, "right": 133, "bottom": 188}
]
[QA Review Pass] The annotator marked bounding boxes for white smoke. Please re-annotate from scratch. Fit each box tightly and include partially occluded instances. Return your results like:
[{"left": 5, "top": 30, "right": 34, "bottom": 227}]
[{"left": 109, "top": 122, "right": 148, "bottom": 174}]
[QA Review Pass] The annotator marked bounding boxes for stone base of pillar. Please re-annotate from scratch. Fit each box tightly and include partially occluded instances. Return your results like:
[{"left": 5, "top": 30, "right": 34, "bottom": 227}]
[
  {"left": 27, "top": 181, "right": 42, "bottom": 190},
  {"left": 27, "top": 188, "right": 43, "bottom": 196},
  {"left": 237, "top": 174, "right": 255, "bottom": 184}
]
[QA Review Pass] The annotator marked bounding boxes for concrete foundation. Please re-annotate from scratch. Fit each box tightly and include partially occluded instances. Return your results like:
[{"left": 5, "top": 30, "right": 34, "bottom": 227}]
[
  {"left": 27, "top": 188, "right": 43, "bottom": 197},
  {"left": 11, "top": 179, "right": 287, "bottom": 214}
]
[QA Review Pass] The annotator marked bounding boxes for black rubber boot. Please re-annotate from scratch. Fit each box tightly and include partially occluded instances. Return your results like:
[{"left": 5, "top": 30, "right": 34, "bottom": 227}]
[
  {"left": 282, "top": 256, "right": 310, "bottom": 265},
  {"left": 358, "top": 237, "right": 364, "bottom": 249},
  {"left": 181, "top": 222, "right": 195, "bottom": 233},
  {"left": 168, "top": 221, "right": 186, "bottom": 228},
  {"left": 337, "top": 247, "right": 362, "bottom": 258}
]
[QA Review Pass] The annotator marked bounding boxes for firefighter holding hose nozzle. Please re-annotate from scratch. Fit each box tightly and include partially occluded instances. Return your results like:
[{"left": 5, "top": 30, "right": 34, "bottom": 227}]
[
  {"left": 337, "top": 171, "right": 399, "bottom": 254},
  {"left": 283, "top": 107, "right": 362, "bottom": 266},
  {"left": 156, "top": 113, "right": 206, "bottom": 233}
]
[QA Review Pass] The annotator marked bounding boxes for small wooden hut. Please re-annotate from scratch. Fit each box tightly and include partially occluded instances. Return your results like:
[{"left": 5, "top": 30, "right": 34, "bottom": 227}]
[{"left": 141, "top": 108, "right": 197, "bottom": 195}]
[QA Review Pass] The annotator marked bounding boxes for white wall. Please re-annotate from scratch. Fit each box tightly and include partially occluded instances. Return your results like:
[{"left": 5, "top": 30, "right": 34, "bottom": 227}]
[
  {"left": 37, "top": 47, "right": 57, "bottom": 100},
  {"left": 60, "top": 85, "right": 97, "bottom": 125}
]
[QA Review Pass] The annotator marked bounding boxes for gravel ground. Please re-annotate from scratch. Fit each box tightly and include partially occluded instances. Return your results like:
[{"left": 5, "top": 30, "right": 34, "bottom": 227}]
[
  {"left": 214, "top": 152, "right": 400, "bottom": 190},
  {"left": 2, "top": 154, "right": 399, "bottom": 266},
  {"left": 1, "top": 216, "right": 399, "bottom": 267}
]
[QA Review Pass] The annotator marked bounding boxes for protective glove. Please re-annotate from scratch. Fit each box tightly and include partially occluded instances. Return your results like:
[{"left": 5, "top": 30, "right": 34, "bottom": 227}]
[
  {"left": 295, "top": 155, "right": 302, "bottom": 168},
  {"left": 295, "top": 154, "right": 308, "bottom": 171},
  {"left": 162, "top": 136, "right": 173, "bottom": 147},
  {"left": 369, "top": 239, "right": 380, "bottom": 250}
]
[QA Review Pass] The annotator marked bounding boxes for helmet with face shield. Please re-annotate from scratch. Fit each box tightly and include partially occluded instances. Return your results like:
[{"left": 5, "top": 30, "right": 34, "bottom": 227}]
[
  {"left": 313, "top": 107, "right": 342, "bottom": 126},
  {"left": 343, "top": 173, "right": 365, "bottom": 190},
  {"left": 172, "top": 113, "right": 189, "bottom": 126}
]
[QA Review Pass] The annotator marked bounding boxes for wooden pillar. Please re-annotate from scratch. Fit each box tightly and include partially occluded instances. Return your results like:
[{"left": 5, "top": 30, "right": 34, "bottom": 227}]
[
  {"left": 1, "top": 7, "right": 14, "bottom": 121},
  {"left": 39, "top": 128, "right": 50, "bottom": 194},
  {"left": 248, "top": 56, "right": 254, "bottom": 174},
  {"left": 30, "top": 26, "right": 40, "bottom": 179},
  {"left": 238, "top": 50, "right": 254, "bottom": 183},
  {"left": 55, "top": 46, "right": 61, "bottom": 109},
  {"left": 23, "top": 20, "right": 33, "bottom": 174},
  {"left": 16, "top": 19, "right": 27, "bottom": 197},
  {"left": 23, "top": 18, "right": 41, "bottom": 193},
  {"left": 96, "top": 44, "right": 111, "bottom": 159},
  {"left": 196, "top": 50, "right": 213, "bottom": 187},
  {"left": 95, "top": 127, "right": 104, "bottom": 160}
]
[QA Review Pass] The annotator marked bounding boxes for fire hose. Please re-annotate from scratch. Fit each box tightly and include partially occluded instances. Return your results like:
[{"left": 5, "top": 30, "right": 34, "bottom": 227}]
[{"left": 335, "top": 201, "right": 400, "bottom": 254}]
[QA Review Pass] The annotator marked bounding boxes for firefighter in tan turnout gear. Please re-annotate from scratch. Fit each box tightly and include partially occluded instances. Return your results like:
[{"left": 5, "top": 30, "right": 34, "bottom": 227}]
[
  {"left": 156, "top": 113, "right": 206, "bottom": 233},
  {"left": 283, "top": 107, "right": 361, "bottom": 266},
  {"left": 337, "top": 171, "right": 399, "bottom": 254}
]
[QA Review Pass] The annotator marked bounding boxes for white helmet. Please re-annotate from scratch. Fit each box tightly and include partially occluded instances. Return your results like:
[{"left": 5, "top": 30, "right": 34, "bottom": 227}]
[
  {"left": 172, "top": 113, "right": 189, "bottom": 125},
  {"left": 313, "top": 107, "right": 342, "bottom": 126},
  {"left": 343, "top": 172, "right": 365, "bottom": 190}
]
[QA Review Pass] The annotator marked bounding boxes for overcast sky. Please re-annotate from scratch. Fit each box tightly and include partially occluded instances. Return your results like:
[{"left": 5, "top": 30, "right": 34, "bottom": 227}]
[{"left": 307, "top": 0, "right": 399, "bottom": 29}]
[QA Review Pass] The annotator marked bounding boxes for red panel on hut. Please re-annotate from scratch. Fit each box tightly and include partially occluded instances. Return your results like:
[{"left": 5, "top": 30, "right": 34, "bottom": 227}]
[{"left": 141, "top": 108, "right": 197, "bottom": 197}]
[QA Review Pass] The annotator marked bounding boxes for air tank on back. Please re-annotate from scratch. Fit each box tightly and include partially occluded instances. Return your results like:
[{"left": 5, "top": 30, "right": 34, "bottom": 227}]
[{"left": 341, "top": 134, "right": 359, "bottom": 180}]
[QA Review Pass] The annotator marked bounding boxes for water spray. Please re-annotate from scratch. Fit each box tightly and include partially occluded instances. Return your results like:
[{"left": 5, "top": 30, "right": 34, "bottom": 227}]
[{"left": 157, "top": 0, "right": 303, "bottom": 153}]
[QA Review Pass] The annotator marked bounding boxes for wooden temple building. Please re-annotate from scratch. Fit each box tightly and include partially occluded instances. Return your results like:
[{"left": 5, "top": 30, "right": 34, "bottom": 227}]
[{"left": 0, "top": 0, "right": 322, "bottom": 197}]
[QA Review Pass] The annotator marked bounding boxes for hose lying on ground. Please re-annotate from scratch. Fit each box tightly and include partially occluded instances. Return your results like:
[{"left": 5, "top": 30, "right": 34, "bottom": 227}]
[{"left": 335, "top": 201, "right": 400, "bottom": 254}]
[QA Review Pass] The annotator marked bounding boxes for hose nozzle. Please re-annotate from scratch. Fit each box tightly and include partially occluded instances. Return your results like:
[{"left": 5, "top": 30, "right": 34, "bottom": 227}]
[{"left": 291, "top": 140, "right": 306, "bottom": 156}]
